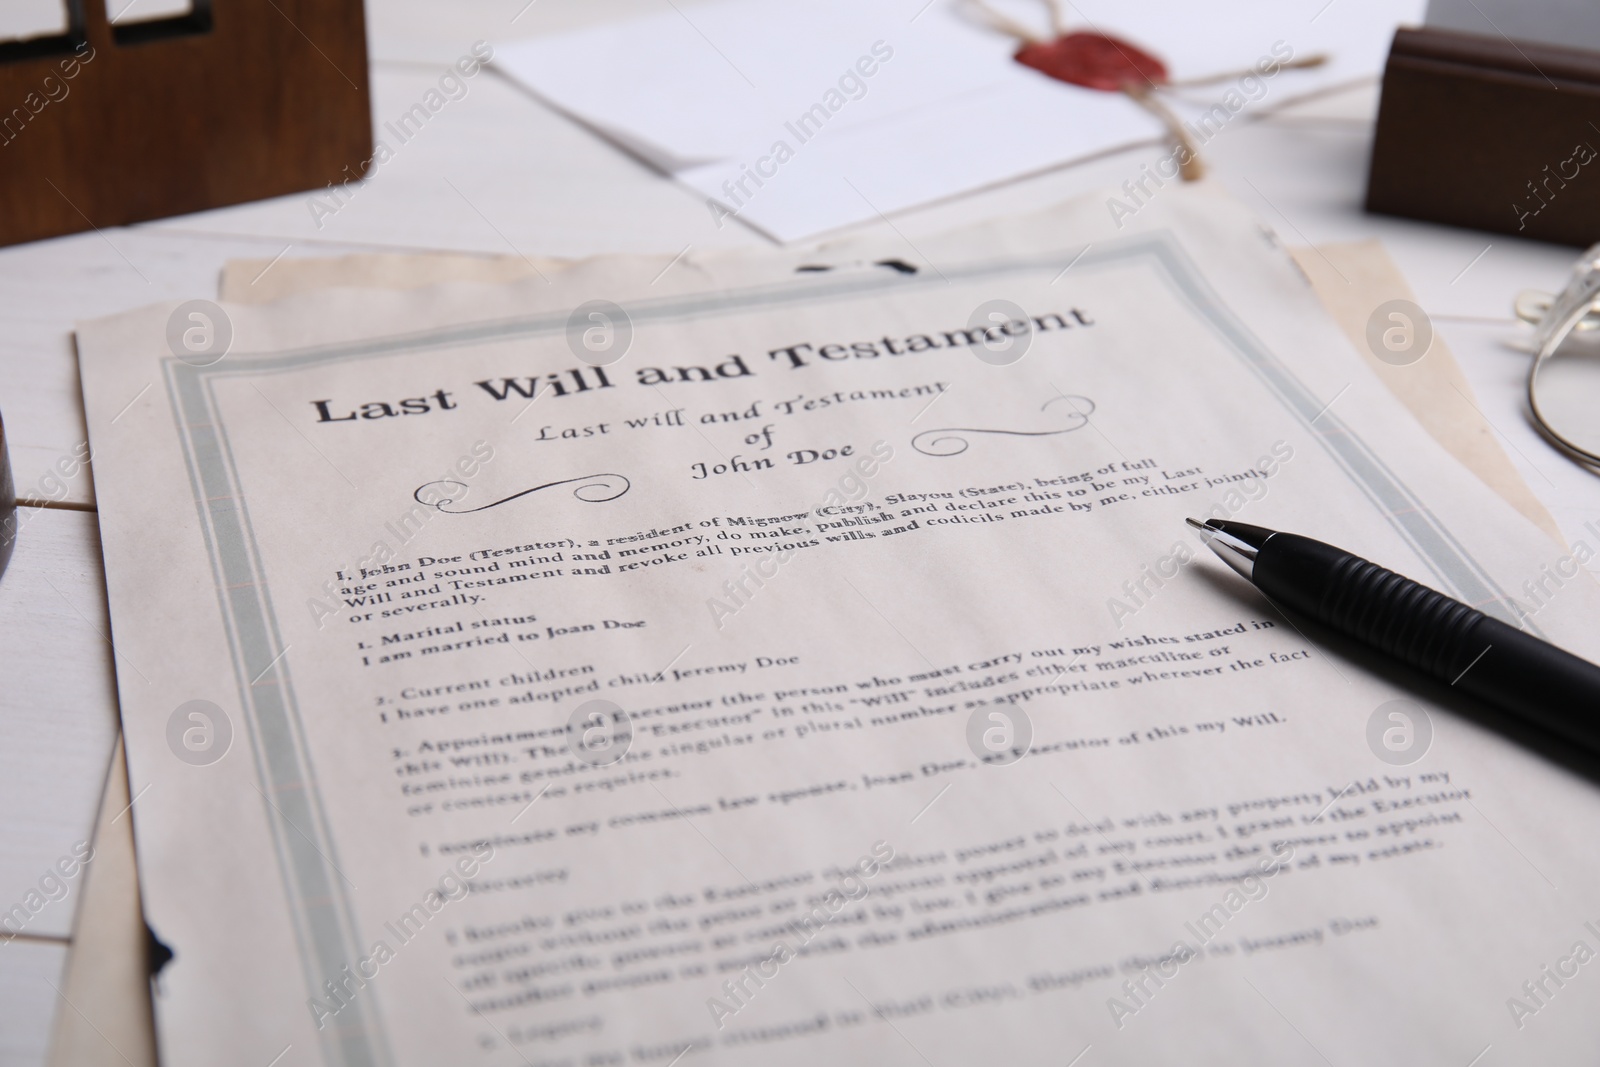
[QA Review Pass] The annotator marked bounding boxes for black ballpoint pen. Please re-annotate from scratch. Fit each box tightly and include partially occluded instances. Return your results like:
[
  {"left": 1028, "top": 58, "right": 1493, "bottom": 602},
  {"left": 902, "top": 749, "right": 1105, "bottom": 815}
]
[{"left": 1187, "top": 518, "right": 1600, "bottom": 751}]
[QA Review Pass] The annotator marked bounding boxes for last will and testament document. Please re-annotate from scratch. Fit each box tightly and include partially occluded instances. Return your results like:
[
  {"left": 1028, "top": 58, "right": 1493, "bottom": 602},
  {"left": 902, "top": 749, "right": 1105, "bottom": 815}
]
[{"left": 79, "top": 187, "right": 1600, "bottom": 1064}]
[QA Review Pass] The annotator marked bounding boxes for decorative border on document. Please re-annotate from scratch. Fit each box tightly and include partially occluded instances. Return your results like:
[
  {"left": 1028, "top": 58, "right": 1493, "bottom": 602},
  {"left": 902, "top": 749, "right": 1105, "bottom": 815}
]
[{"left": 161, "top": 231, "right": 1520, "bottom": 1066}]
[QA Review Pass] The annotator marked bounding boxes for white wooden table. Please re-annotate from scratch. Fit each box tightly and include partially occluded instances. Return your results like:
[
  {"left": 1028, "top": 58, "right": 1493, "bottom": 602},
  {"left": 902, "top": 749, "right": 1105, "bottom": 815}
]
[{"left": 2, "top": 3, "right": 1596, "bottom": 1063}]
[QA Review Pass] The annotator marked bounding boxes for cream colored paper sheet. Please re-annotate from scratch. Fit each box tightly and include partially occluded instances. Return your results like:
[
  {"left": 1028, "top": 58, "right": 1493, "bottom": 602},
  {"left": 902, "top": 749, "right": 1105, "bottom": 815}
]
[
  {"left": 85, "top": 186, "right": 1600, "bottom": 1065},
  {"left": 66, "top": 235, "right": 1562, "bottom": 1059},
  {"left": 80, "top": 232, "right": 1564, "bottom": 1058}
]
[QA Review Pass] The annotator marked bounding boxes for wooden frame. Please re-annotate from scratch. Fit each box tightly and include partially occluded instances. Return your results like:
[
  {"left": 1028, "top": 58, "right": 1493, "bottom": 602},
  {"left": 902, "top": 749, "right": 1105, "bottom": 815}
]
[
  {"left": 0, "top": 0, "right": 372, "bottom": 248},
  {"left": 1366, "top": 27, "right": 1600, "bottom": 247}
]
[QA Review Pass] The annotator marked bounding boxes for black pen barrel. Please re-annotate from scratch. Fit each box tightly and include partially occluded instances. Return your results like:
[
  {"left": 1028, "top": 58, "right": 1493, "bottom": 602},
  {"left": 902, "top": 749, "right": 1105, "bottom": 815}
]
[{"left": 1254, "top": 533, "right": 1600, "bottom": 750}]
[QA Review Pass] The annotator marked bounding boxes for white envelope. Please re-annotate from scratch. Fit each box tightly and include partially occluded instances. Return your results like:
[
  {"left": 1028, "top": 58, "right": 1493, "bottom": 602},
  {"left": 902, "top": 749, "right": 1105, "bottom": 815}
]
[{"left": 494, "top": 0, "right": 1425, "bottom": 241}]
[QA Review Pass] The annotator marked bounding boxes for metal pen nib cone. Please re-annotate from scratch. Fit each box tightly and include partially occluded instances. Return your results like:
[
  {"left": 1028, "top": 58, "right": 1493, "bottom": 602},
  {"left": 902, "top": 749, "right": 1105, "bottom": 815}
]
[{"left": 1185, "top": 517, "right": 1269, "bottom": 581}]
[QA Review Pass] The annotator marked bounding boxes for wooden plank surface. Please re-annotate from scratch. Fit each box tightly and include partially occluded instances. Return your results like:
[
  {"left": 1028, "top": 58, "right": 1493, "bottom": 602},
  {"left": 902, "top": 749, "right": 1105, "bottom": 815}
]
[
  {"left": 0, "top": 226, "right": 423, "bottom": 509},
  {"left": 142, "top": 64, "right": 754, "bottom": 257},
  {"left": 0, "top": 6, "right": 1597, "bottom": 1065},
  {"left": 0, "top": 508, "right": 117, "bottom": 941},
  {"left": 1203, "top": 98, "right": 1578, "bottom": 319},
  {"left": 363, "top": 0, "right": 712, "bottom": 65},
  {"left": 0, "top": 940, "right": 67, "bottom": 1067}
]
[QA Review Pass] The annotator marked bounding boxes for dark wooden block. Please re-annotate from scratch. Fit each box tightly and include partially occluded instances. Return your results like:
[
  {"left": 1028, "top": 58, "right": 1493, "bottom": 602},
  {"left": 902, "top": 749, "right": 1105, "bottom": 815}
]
[
  {"left": 0, "top": 0, "right": 372, "bottom": 248},
  {"left": 1366, "top": 26, "right": 1600, "bottom": 247}
]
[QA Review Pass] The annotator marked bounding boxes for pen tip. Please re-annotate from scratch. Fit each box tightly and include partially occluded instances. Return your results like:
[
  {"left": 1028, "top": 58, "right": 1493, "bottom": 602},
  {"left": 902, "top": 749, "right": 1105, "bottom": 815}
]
[{"left": 1184, "top": 517, "right": 1208, "bottom": 532}]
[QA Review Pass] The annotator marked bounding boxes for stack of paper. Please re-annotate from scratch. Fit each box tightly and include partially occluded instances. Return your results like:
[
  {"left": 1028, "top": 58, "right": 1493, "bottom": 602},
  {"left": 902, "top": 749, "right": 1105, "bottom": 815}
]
[{"left": 74, "top": 185, "right": 1600, "bottom": 1065}]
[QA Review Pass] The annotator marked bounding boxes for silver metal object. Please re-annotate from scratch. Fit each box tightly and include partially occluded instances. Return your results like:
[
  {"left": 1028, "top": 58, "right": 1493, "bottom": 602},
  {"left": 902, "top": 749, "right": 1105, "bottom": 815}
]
[
  {"left": 1185, "top": 518, "right": 1267, "bottom": 581},
  {"left": 1515, "top": 242, "right": 1600, "bottom": 471}
]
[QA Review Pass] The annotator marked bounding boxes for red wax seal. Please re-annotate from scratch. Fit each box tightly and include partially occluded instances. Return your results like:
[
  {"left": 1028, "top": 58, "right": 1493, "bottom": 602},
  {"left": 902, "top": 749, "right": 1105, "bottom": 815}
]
[{"left": 1014, "top": 31, "right": 1168, "bottom": 91}]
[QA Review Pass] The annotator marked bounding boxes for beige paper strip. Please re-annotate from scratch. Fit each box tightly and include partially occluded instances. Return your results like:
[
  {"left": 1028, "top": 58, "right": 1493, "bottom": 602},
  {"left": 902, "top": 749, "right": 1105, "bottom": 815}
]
[
  {"left": 45, "top": 735, "right": 158, "bottom": 1067},
  {"left": 1289, "top": 242, "right": 1559, "bottom": 543}
]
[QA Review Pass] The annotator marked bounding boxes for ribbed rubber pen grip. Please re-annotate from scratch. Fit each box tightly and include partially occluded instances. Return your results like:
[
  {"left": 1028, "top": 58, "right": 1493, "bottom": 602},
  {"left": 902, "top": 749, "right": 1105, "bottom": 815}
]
[
  {"left": 1316, "top": 553, "right": 1487, "bottom": 680},
  {"left": 1250, "top": 530, "right": 1600, "bottom": 744}
]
